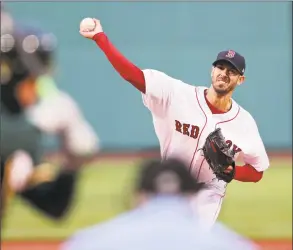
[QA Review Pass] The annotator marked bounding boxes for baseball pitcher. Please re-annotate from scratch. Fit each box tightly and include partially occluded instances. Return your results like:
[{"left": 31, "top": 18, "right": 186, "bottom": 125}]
[{"left": 79, "top": 18, "right": 269, "bottom": 228}]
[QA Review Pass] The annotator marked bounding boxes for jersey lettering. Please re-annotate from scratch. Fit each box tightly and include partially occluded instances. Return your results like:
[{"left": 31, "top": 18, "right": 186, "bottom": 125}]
[
  {"left": 175, "top": 120, "right": 200, "bottom": 139},
  {"left": 226, "top": 140, "right": 242, "bottom": 153},
  {"left": 232, "top": 144, "right": 242, "bottom": 153}
]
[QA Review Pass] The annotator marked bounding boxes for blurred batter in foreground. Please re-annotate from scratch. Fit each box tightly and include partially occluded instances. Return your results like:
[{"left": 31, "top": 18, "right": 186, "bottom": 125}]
[
  {"left": 62, "top": 158, "right": 258, "bottom": 250},
  {"left": 0, "top": 10, "right": 99, "bottom": 224}
]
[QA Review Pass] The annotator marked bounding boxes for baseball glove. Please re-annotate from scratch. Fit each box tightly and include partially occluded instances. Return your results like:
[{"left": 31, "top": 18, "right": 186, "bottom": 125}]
[{"left": 201, "top": 128, "right": 236, "bottom": 183}]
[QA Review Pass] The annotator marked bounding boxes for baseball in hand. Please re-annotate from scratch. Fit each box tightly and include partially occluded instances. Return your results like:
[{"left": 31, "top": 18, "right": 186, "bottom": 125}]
[{"left": 80, "top": 18, "right": 96, "bottom": 32}]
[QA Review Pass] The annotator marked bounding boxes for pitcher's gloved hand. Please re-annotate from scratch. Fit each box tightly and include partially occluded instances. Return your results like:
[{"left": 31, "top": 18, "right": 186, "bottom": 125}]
[{"left": 201, "top": 128, "right": 236, "bottom": 183}]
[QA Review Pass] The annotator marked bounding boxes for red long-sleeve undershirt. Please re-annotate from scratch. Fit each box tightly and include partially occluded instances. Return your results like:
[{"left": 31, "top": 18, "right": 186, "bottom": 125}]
[
  {"left": 93, "top": 32, "right": 146, "bottom": 93},
  {"left": 93, "top": 32, "right": 263, "bottom": 183}
]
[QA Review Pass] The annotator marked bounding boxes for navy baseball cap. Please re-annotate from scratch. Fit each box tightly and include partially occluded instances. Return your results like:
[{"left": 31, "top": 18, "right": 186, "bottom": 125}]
[{"left": 212, "top": 50, "right": 246, "bottom": 75}]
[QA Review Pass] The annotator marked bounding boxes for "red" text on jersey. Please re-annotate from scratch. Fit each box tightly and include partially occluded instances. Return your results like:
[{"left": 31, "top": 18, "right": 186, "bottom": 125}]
[
  {"left": 174, "top": 120, "right": 242, "bottom": 153},
  {"left": 175, "top": 120, "right": 200, "bottom": 139}
]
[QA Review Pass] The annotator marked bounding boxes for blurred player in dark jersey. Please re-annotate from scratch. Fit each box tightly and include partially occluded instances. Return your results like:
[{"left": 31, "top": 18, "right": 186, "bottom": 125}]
[{"left": 0, "top": 9, "right": 99, "bottom": 224}]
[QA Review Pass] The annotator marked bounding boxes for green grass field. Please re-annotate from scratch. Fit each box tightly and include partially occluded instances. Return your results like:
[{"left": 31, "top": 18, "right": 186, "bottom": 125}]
[{"left": 2, "top": 157, "right": 292, "bottom": 241}]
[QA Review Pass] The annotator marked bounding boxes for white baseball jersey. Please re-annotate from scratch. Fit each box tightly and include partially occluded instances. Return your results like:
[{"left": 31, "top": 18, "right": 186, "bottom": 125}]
[{"left": 141, "top": 69, "right": 269, "bottom": 227}]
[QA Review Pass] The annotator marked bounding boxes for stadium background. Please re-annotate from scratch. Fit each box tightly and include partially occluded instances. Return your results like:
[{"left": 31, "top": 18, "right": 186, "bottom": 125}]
[{"left": 2, "top": 2, "right": 292, "bottom": 250}]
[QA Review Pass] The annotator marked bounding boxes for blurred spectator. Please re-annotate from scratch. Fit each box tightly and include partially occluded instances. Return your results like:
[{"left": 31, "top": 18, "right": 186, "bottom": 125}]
[
  {"left": 61, "top": 158, "right": 258, "bottom": 250},
  {"left": 0, "top": 9, "right": 99, "bottom": 224}
]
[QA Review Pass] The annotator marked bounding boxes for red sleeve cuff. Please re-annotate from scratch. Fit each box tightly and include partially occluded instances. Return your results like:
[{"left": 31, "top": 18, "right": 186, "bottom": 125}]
[
  {"left": 93, "top": 32, "right": 105, "bottom": 42},
  {"left": 234, "top": 164, "right": 263, "bottom": 182}
]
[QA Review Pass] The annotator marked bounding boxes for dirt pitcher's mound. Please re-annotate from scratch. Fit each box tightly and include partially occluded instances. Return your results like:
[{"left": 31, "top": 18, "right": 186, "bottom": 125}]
[
  {"left": 257, "top": 240, "right": 292, "bottom": 250},
  {"left": 1, "top": 241, "right": 62, "bottom": 250},
  {"left": 1, "top": 240, "right": 292, "bottom": 250}
]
